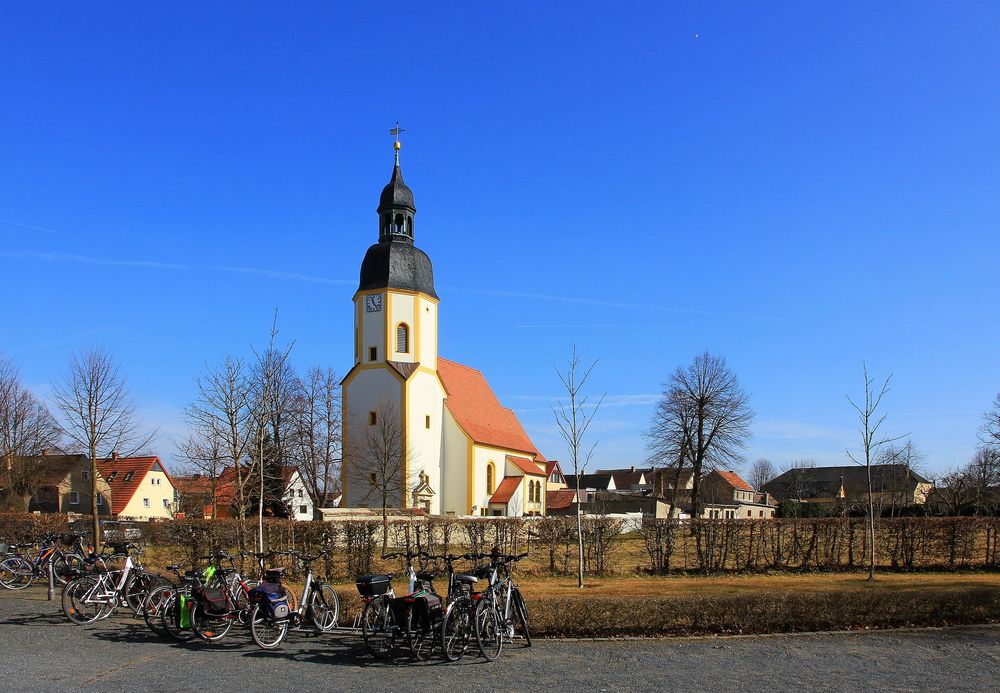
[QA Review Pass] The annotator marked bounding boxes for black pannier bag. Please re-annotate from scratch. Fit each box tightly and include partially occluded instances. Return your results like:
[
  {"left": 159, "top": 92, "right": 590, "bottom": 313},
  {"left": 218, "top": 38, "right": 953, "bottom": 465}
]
[
  {"left": 194, "top": 586, "right": 230, "bottom": 616},
  {"left": 355, "top": 574, "right": 391, "bottom": 597},
  {"left": 416, "top": 593, "right": 443, "bottom": 626}
]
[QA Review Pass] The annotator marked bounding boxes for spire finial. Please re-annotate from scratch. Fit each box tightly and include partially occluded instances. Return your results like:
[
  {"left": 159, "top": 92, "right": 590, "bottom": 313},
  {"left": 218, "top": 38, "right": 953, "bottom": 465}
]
[{"left": 389, "top": 121, "right": 404, "bottom": 163}]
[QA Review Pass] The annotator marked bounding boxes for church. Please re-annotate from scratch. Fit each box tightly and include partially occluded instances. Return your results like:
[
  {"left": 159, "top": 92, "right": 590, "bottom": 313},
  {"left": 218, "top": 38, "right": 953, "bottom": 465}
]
[{"left": 341, "top": 140, "right": 561, "bottom": 517}]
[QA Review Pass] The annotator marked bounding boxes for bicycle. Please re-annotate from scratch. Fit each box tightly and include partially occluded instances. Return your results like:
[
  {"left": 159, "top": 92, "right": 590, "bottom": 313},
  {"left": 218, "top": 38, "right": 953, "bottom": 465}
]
[
  {"left": 0, "top": 533, "right": 87, "bottom": 589},
  {"left": 248, "top": 549, "right": 341, "bottom": 649},
  {"left": 438, "top": 553, "right": 493, "bottom": 662},
  {"left": 358, "top": 550, "right": 440, "bottom": 660},
  {"left": 61, "top": 543, "right": 165, "bottom": 624},
  {"left": 472, "top": 549, "right": 531, "bottom": 661},
  {"left": 187, "top": 551, "right": 261, "bottom": 643}
]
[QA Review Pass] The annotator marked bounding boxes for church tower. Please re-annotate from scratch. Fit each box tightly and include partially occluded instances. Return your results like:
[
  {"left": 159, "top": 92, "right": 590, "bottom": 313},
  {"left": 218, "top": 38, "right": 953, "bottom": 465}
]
[{"left": 342, "top": 138, "right": 445, "bottom": 513}]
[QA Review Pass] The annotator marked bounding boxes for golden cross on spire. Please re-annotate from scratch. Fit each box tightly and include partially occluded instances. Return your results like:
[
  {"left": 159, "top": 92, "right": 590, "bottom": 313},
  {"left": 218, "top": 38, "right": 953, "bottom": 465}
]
[{"left": 389, "top": 122, "right": 405, "bottom": 153}]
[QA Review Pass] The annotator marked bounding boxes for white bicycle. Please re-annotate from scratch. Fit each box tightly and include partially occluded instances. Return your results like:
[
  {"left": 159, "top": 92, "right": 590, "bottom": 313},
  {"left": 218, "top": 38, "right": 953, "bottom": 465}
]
[{"left": 61, "top": 544, "right": 166, "bottom": 625}]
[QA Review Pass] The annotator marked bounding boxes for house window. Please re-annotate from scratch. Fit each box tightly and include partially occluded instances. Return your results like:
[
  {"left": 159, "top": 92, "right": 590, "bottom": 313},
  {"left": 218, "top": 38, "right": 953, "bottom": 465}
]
[
  {"left": 396, "top": 323, "right": 409, "bottom": 353},
  {"left": 368, "top": 411, "right": 377, "bottom": 426},
  {"left": 748, "top": 510, "right": 752, "bottom": 517},
  {"left": 486, "top": 462, "right": 495, "bottom": 494},
  {"left": 369, "top": 346, "right": 377, "bottom": 362},
  {"left": 299, "top": 505, "right": 308, "bottom": 515},
  {"left": 163, "top": 499, "right": 170, "bottom": 508},
  {"left": 82, "top": 470, "right": 89, "bottom": 481},
  {"left": 97, "top": 494, "right": 103, "bottom": 506},
  {"left": 369, "top": 472, "right": 377, "bottom": 486},
  {"left": 69, "top": 491, "right": 80, "bottom": 505},
  {"left": 109, "top": 471, "right": 118, "bottom": 480},
  {"left": 143, "top": 498, "right": 150, "bottom": 508},
  {"left": 297, "top": 489, "right": 303, "bottom": 498},
  {"left": 124, "top": 471, "right": 135, "bottom": 482},
  {"left": 425, "top": 415, "right": 431, "bottom": 429}
]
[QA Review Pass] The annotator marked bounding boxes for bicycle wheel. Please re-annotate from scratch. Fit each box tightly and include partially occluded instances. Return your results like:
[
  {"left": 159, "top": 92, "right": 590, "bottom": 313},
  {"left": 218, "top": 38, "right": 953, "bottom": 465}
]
[
  {"left": 474, "top": 596, "right": 504, "bottom": 661},
  {"left": 405, "top": 603, "right": 435, "bottom": 661},
  {"left": 249, "top": 604, "right": 289, "bottom": 649},
  {"left": 190, "top": 601, "right": 233, "bottom": 642},
  {"left": 62, "top": 576, "right": 104, "bottom": 624},
  {"left": 0, "top": 556, "right": 33, "bottom": 590},
  {"left": 160, "top": 591, "right": 194, "bottom": 642},
  {"left": 308, "top": 583, "right": 340, "bottom": 633},
  {"left": 142, "top": 584, "right": 174, "bottom": 637},
  {"left": 52, "top": 552, "right": 83, "bottom": 585},
  {"left": 511, "top": 588, "right": 531, "bottom": 647},
  {"left": 441, "top": 596, "right": 474, "bottom": 662},
  {"left": 361, "top": 597, "right": 395, "bottom": 659},
  {"left": 125, "top": 572, "right": 167, "bottom": 615}
]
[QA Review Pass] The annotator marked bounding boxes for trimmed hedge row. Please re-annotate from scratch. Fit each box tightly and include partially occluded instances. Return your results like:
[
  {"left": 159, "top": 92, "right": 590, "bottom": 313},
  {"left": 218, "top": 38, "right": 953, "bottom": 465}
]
[
  {"left": 3, "top": 513, "right": 1000, "bottom": 577},
  {"left": 529, "top": 587, "right": 1000, "bottom": 637}
]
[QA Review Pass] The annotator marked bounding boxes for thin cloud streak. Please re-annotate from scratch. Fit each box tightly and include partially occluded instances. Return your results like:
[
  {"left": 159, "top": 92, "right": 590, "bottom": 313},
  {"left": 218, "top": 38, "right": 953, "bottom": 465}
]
[
  {"left": 0, "top": 250, "right": 354, "bottom": 285},
  {"left": 0, "top": 219, "right": 58, "bottom": 234}
]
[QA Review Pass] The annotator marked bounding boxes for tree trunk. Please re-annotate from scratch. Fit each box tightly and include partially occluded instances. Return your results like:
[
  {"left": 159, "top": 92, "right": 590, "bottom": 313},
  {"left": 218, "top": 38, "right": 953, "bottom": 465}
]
[
  {"left": 381, "top": 501, "right": 389, "bottom": 556},
  {"left": 867, "top": 463, "right": 876, "bottom": 581},
  {"left": 90, "top": 445, "right": 101, "bottom": 551},
  {"left": 576, "top": 478, "right": 584, "bottom": 588}
]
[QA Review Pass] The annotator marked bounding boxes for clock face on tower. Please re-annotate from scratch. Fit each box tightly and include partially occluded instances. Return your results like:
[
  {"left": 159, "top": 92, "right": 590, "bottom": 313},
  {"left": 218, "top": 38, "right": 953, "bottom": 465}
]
[{"left": 365, "top": 294, "right": 383, "bottom": 313}]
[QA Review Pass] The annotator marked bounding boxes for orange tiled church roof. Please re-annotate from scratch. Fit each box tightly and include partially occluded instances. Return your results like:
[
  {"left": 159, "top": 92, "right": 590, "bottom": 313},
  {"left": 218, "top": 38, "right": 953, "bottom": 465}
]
[{"left": 437, "top": 358, "right": 545, "bottom": 461}]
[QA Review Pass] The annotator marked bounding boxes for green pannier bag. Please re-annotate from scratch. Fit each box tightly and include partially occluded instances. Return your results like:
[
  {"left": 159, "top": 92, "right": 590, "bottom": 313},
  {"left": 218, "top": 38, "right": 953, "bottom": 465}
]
[{"left": 177, "top": 594, "right": 192, "bottom": 629}]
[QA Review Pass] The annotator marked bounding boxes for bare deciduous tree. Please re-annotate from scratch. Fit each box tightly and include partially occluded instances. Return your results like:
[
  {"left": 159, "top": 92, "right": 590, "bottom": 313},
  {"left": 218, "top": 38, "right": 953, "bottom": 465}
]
[
  {"left": 981, "top": 394, "right": 1000, "bottom": 448},
  {"left": 748, "top": 458, "right": 776, "bottom": 492},
  {"left": 0, "top": 355, "right": 63, "bottom": 510},
  {"left": 647, "top": 352, "right": 753, "bottom": 522},
  {"left": 290, "top": 366, "right": 342, "bottom": 509},
  {"left": 249, "top": 317, "right": 295, "bottom": 553},
  {"left": 346, "top": 399, "right": 413, "bottom": 555},
  {"left": 51, "top": 348, "right": 155, "bottom": 549},
  {"left": 553, "top": 347, "right": 604, "bottom": 589},
  {"left": 174, "top": 422, "right": 226, "bottom": 519},
  {"left": 846, "top": 364, "right": 902, "bottom": 582},
  {"left": 877, "top": 440, "right": 926, "bottom": 516},
  {"left": 184, "top": 355, "right": 254, "bottom": 547}
]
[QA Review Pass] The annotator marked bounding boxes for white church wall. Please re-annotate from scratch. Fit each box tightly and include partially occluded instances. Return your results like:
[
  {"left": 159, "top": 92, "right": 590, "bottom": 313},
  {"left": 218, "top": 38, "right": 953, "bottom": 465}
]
[
  {"left": 344, "top": 367, "right": 403, "bottom": 508},
  {"left": 416, "top": 297, "right": 437, "bottom": 370},
  {"left": 405, "top": 370, "right": 445, "bottom": 515},
  {"left": 441, "top": 407, "right": 469, "bottom": 515},
  {"left": 388, "top": 293, "right": 416, "bottom": 364},
  {"left": 359, "top": 291, "right": 386, "bottom": 364}
]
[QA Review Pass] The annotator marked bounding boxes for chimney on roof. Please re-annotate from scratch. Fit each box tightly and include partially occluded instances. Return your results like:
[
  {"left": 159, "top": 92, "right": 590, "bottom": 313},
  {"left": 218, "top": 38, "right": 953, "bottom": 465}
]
[
  {"left": 111, "top": 451, "right": 120, "bottom": 461},
  {"left": 42, "top": 449, "right": 50, "bottom": 456},
  {"left": 630, "top": 466, "right": 635, "bottom": 473}
]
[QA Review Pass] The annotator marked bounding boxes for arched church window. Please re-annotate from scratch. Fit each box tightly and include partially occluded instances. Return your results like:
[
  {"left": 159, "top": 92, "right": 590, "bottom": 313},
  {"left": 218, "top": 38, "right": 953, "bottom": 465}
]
[
  {"left": 486, "top": 462, "right": 495, "bottom": 494},
  {"left": 396, "top": 323, "right": 409, "bottom": 353}
]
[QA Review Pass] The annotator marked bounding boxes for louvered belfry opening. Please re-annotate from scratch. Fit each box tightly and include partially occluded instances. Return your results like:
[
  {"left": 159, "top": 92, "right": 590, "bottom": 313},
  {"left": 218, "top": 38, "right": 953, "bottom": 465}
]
[{"left": 396, "top": 323, "right": 409, "bottom": 353}]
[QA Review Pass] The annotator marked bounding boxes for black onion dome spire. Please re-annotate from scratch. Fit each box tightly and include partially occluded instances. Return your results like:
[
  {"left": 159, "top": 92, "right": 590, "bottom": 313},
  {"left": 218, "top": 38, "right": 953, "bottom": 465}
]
[{"left": 359, "top": 141, "right": 437, "bottom": 298}]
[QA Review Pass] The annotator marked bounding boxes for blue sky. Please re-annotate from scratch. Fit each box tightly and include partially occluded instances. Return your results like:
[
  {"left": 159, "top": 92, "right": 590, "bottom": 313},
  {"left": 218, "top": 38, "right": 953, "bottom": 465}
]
[{"left": 1, "top": 3, "right": 998, "bottom": 478}]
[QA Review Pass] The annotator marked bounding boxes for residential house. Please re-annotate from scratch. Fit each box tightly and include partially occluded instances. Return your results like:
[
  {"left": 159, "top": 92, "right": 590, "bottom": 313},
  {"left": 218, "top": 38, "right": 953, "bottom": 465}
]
[
  {"left": 97, "top": 454, "right": 176, "bottom": 521},
  {"left": 174, "top": 465, "right": 316, "bottom": 520},
  {"left": 545, "top": 460, "right": 567, "bottom": 490},
  {"left": 763, "top": 464, "right": 933, "bottom": 511},
  {"left": 595, "top": 466, "right": 651, "bottom": 492},
  {"left": 701, "top": 470, "right": 777, "bottom": 519},
  {"left": 1, "top": 453, "right": 112, "bottom": 515}
]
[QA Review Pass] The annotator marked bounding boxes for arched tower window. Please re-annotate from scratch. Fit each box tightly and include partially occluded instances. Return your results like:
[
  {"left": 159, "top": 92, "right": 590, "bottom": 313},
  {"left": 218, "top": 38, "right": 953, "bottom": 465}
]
[
  {"left": 486, "top": 462, "right": 495, "bottom": 494},
  {"left": 396, "top": 323, "right": 409, "bottom": 353}
]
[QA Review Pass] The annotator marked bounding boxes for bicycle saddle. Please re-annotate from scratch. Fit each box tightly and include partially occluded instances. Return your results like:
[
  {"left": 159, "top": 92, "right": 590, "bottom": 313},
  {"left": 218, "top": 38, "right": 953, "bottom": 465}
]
[
  {"left": 455, "top": 574, "right": 478, "bottom": 585},
  {"left": 416, "top": 571, "right": 436, "bottom": 582}
]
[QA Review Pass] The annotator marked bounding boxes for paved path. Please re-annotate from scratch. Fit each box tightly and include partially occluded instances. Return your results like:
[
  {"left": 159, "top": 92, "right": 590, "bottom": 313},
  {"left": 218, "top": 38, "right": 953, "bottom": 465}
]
[{"left": 2, "top": 588, "right": 998, "bottom": 692}]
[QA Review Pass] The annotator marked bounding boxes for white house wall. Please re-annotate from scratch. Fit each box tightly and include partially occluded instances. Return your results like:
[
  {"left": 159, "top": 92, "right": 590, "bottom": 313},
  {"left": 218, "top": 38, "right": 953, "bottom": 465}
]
[{"left": 118, "top": 469, "right": 175, "bottom": 520}]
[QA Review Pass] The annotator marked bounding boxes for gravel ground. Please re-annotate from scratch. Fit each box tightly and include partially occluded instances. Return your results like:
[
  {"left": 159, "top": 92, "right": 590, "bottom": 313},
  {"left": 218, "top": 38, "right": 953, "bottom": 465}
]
[{"left": 2, "top": 587, "right": 998, "bottom": 692}]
